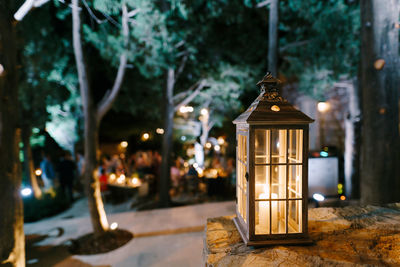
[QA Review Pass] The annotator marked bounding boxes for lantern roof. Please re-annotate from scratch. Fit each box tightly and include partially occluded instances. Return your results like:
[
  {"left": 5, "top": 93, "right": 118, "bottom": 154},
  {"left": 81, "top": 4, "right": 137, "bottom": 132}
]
[{"left": 233, "top": 72, "right": 314, "bottom": 125}]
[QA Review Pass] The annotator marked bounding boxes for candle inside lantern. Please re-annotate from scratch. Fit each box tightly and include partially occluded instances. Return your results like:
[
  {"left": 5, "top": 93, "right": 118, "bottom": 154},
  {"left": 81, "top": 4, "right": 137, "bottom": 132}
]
[
  {"left": 258, "top": 185, "right": 278, "bottom": 233},
  {"left": 258, "top": 192, "right": 269, "bottom": 231}
]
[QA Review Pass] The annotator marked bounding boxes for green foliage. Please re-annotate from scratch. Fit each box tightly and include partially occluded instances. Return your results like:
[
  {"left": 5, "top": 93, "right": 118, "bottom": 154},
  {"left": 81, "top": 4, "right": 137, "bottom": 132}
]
[
  {"left": 18, "top": 1, "right": 81, "bottom": 150},
  {"left": 278, "top": 0, "right": 360, "bottom": 98},
  {"left": 195, "top": 64, "right": 251, "bottom": 127},
  {"left": 15, "top": 0, "right": 362, "bottom": 144}
]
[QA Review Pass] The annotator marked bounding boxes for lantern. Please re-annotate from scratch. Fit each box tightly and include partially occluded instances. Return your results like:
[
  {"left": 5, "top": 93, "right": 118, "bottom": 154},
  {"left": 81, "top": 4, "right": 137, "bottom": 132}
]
[{"left": 233, "top": 72, "right": 314, "bottom": 246}]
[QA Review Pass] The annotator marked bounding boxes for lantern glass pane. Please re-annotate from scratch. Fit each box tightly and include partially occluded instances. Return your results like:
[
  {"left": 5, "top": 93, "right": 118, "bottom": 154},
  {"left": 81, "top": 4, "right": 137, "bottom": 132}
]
[
  {"left": 288, "top": 129, "right": 303, "bottom": 163},
  {"left": 271, "top": 200, "right": 286, "bottom": 234},
  {"left": 255, "top": 129, "right": 270, "bottom": 164},
  {"left": 271, "top": 129, "right": 287, "bottom": 164},
  {"left": 255, "top": 166, "right": 270, "bottom": 199},
  {"left": 288, "top": 165, "right": 302, "bottom": 199},
  {"left": 271, "top": 165, "right": 286, "bottom": 199},
  {"left": 237, "top": 134, "right": 247, "bottom": 223},
  {"left": 288, "top": 200, "right": 302, "bottom": 233},
  {"left": 255, "top": 201, "right": 270, "bottom": 234}
]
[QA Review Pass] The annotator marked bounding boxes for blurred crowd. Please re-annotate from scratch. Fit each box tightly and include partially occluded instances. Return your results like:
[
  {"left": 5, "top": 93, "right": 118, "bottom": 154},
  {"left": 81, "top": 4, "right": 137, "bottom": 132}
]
[{"left": 36, "top": 148, "right": 236, "bottom": 202}]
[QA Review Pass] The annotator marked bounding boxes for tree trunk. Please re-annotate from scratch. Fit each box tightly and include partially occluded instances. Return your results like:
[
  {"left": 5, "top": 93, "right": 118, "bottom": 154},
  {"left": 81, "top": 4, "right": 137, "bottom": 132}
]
[
  {"left": 344, "top": 79, "right": 361, "bottom": 199},
  {"left": 268, "top": 0, "right": 279, "bottom": 76},
  {"left": 159, "top": 68, "right": 175, "bottom": 207},
  {"left": 360, "top": 0, "right": 400, "bottom": 204},
  {"left": 84, "top": 106, "right": 109, "bottom": 234},
  {"left": 21, "top": 123, "right": 42, "bottom": 199},
  {"left": 0, "top": 1, "right": 25, "bottom": 266},
  {"left": 72, "top": 0, "right": 108, "bottom": 234}
]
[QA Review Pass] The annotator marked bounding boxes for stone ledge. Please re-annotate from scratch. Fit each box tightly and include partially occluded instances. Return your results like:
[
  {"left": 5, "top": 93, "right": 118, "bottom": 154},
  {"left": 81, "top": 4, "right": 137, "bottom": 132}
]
[{"left": 203, "top": 204, "right": 400, "bottom": 266}]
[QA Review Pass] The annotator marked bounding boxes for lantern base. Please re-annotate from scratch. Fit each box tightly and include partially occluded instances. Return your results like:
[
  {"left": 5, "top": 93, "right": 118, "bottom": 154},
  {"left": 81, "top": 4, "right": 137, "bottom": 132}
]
[{"left": 233, "top": 217, "right": 313, "bottom": 247}]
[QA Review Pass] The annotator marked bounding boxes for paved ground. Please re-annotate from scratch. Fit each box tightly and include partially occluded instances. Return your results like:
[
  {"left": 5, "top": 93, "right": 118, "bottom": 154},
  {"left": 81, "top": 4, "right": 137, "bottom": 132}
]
[{"left": 24, "top": 200, "right": 235, "bottom": 267}]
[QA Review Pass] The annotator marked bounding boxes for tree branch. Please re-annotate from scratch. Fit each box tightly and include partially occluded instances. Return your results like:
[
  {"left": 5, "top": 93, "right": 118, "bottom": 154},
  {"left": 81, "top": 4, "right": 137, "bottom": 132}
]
[
  {"left": 174, "top": 52, "right": 189, "bottom": 82},
  {"left": 14, "top": 0, "right": 51, "bottom": 21},
  {"left": 256, "top": 0, "right": 271, "bottom": 8},
  {"left": 174, "top": 80, "right": 206, "bottom": 112},
  {"left": 96, "top": 3, "right": 131, "bottom": 122},
  {"left": 279, "top": 40, "right": 310, "bottom": 53},
  {"left": 172, "top": 79, "right": 201, "bottom": 102},
  {"left": 72, "top": 0, "right": 90, "bottom": 111},
  {"left": 207, "top": 120, "right": 215, "bottom": 132}
]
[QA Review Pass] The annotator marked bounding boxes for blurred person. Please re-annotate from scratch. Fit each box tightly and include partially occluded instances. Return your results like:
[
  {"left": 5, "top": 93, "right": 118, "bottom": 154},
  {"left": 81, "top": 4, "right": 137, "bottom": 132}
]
[
  {"left": 127, "top": 154, "right": 136, "bottom": 176},
  {"left": 58, "top": 151, "right": 76, "bottom": 202},
  {"left": 170, "top": 158, "right": 182, "bottom": 189},
  {"left": 186, "top": 164, "right": 199, "bottom": 195},
  {"left": 40, "top": 153, "right": 56, "bottom": 191},
  {"left": 99, "top": 168, "right": 108, "bottom": 192},
  {"left": 109, "top": 154, "right": 121, "bottom": 173},
  {"left": 76, "top": 152, "right": 85, "bottom": 177}
]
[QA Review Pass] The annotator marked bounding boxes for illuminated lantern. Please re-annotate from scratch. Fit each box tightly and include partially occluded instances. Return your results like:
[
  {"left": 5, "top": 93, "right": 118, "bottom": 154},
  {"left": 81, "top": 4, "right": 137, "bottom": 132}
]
[{"left": 233, "top": 72, "right": 314, "bottom": 245}]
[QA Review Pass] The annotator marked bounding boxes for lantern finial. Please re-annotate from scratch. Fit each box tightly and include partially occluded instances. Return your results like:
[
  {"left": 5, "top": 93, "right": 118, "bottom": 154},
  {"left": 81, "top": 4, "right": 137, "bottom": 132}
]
[{"left": 256, "top": 72, "right": 285, "bottom": 102}]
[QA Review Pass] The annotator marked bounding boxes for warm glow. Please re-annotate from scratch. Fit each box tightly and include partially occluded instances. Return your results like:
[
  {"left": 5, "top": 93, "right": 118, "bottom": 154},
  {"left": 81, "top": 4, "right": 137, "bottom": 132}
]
[
  {"left": 340, "top": 195, "right": 346, "bottom": 201},
  {"left": 254, "top": 129, "right": 303, "bottom": 235},
  {"left": 271, "top": 105, "right": 280, "bottom": 112},
  {"left": 142, "top": 133, "right": 150, "bottom": 141},
  {"left": 205, "top": 142, "right": 212, "bottom": 149},
  {"left": 214, "top": 145, "right": 221, "bottom": 151},
  {"left": 193, "top": 163, "right": 199, "bottom": 168},
  {"left": 156, "top": 128, "right": 164, "bottom": 134},
  {"left": 120, "top": 141, "right": 128, "bottom": 148},
  {"left": 35, "top": 169, "right": 42, "bottom": 176},
  {"left": 374, "top": 59, "right": 385, "bottom": 70},
  {"left": 217, "top": 137, "right": 225, "bottom": 145},
  {"left": 179, "top": 105, "right": 194, "bottom": 113},
  {"left": 0, "top": 64, "right": 4, "bottom": 76},
  {"left": 210, "top": 168, "right": 218, "bottom": 177},
  {"left": 183, "top": 162, "right": 189, "bottom": 168},
  {"left": 200, "top": 108, "right": 208, "bottom": 116},
  {"left": 317, "top": 102, "right": 330, "bottom": 113},
  {"left": 131, "top": 177, "right": 141, "bottom": 187},
  {"left": 110, "top": 222, "right": 118, "bottom": 230},
  {"left": 117, "top": 174, "right": 126, "bottom": 184},
  {"left": 109, "top": 173, "right": 116, "bottom": 182}
]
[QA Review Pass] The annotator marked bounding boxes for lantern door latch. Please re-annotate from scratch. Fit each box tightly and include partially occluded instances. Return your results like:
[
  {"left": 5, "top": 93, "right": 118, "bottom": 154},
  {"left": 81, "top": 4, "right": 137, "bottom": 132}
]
[{"left": 245, "top": 172, "right": 249, "bottom": 182}]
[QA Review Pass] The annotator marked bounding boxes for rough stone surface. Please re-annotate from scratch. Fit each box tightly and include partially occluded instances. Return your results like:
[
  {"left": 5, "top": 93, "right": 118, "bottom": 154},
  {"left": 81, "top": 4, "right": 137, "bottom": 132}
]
[{"left": 203, "top": 204, "right": 400, "bottom": 266}]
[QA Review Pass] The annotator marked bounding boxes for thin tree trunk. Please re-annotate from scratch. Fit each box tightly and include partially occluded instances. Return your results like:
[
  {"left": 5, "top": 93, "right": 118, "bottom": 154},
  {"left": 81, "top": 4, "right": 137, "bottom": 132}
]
[
  {"left": 72, "top": 0, "right": 109, "bottom": 234},
  {"left": 360, "top": 0, "right": 400, "bottom": 204},
  {"left": 22, "top": 123, "right": 42, "bottom": 199},
  {"left": 268, "top": 0, "right": 278, "bottom": 76},
  {"left": 84, "top": 106, "right": 109, "bottom": 234},
  {"left": 0, "top": 1, "right": 25, "bottom": 266},
  {"left": 159, "top": 68, "right": 175, "bottom": 207},
  {"left": 344, "top": 79, "right": 361, "bottom": 199}
]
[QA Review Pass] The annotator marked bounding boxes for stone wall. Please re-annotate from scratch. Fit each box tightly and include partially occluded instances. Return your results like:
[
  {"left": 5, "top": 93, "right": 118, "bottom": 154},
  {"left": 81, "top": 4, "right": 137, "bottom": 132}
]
[{"left": 204, "top": 204, "right": 400, "bottom": 266}]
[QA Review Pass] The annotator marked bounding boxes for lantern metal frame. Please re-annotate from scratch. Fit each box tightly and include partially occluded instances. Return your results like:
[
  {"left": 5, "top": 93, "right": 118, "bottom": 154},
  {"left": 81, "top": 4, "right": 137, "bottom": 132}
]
[{"left": 233, "top": 73, "right": 314, "bottom": 246}]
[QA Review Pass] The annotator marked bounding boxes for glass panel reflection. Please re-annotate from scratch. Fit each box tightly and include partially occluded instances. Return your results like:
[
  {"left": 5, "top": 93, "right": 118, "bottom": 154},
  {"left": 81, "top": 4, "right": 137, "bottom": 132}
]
[
  {"left": 271, "top": 129, "right": 287, "bottom": 164},
  {"left": 255, "top": 201, "right": 269, "bottom": 234},
  {"left": 255, "top": 166, "right": 270, "bottom": 199},
  {"left": 271, "top": 165, "right": 286, "bottom": 199},
  {"left": 271, "top": 201, "right": 286, "bottom": 234},
  {"left": 288, "top": 200, "right": 302, "bottom": 233},
  {"left": 288, "top": 165, "right": 302, "bottom": 199},
  {"left": 288, "top": 129, "right": 303, "bottom": 163},
  {"left": 255, "top": 129, "right": 270, "bottom": 164}
]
